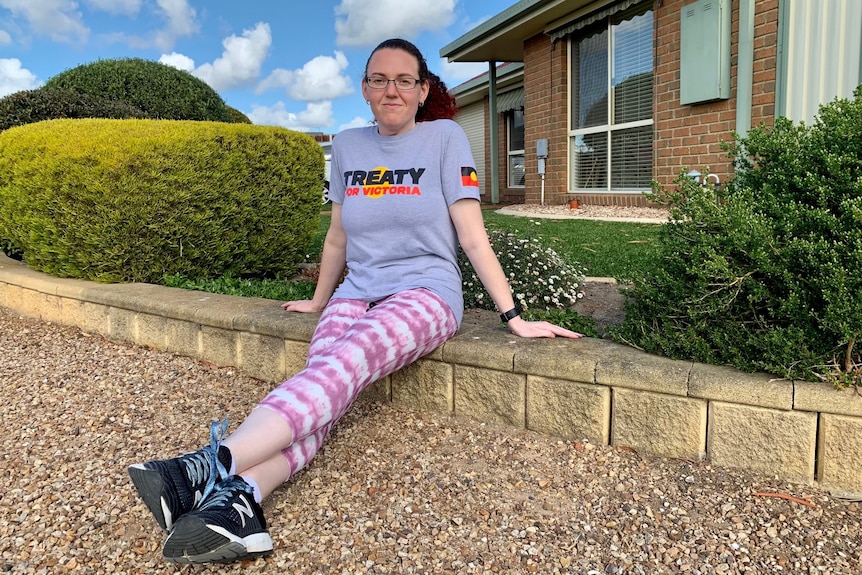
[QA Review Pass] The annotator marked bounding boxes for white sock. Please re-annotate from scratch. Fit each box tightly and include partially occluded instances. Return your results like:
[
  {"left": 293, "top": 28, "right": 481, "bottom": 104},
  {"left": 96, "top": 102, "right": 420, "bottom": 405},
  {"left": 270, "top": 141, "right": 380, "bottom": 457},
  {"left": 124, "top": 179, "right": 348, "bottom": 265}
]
[{"left": 241, "top": 475, "right": 263, "bottom": 504}]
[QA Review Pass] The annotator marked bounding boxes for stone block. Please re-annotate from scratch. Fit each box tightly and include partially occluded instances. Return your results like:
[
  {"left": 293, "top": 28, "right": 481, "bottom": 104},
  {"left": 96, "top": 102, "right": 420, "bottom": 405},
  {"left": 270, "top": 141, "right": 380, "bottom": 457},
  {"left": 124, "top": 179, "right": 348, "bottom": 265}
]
[
  {"left": 392, "top": 359, "right": 453, "bottom": 414},
  {"left": 60, "top": 299, "right": 110, "bottom": 335},
  {"left": 5, "top": 285, "right": 40, "bottom": 319},
  {"left": 598, "top": 348, "right": 691, "bottom": 396},
  {"left": 359, "top": 377, "right": 391, "bottom": 403},
  {"left": 689, "top": 363, "right": 792, "bottom": 410},
  {"left": 515, "top": 337, "right": 607, "bottom": 384},
  {"left": 239, "top": 332, "right": 286, "bottom": 383},
  {"left": 134, "top": 312, "right": 171, "bottom": 349},
  {"left": 526, "top": 376, "right": 610, "bottom": 444},
  {"left": 817, "top": 413, "right": 862, "bottom": 497},
  {"left": 200, "top": 325, "right": 239, "bottom": 369},
  {"left": 2, "top": 283, "right": 20, "bottom": 312},
  {"left": 454, "top": 365, "right": 525, "bottom": 427},
  {"left": 443, "top": 328, "right": 519, "bottom": 372},
  {"left": 36, "top": 293, "right": 64, "bottom": 324},
  {"left": 163, "top": 319, "right": 201, "bottom": 359},
  {"left": 612, "top": 388, "right": 707, "bottom": 460},
  {"left": 794, "top": 380, "right": 862, "bottom": 418},
  {"left": 708, "top": 402, "right": 816, "bottom": 484},
  {"left": 284, "top": 341, "right": 310, "bottom": 378},
  {"left": 108, "top": 307, "right": 137, "bottom": 344}
]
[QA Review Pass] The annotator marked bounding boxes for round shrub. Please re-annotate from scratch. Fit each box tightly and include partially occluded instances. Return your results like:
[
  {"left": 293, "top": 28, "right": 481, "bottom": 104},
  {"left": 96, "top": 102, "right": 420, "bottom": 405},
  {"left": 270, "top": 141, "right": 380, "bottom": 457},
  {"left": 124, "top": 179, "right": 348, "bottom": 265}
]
[
  {"left": 226, "top": 106, "right": 252, "bottom": 124},
  {"left": 613, "top": 87, "right": 862, "bottom": 386},
  {"left": 0, "top": 88, "right": 149, "bottom": 131},
  {"left": 0, "top": 119, "right": 323, "bottom": 283},
  {"left": 45, "top": 58, "right": 231, "bottom": 122},
  {"left": 459, "top": 228, "right": 586, "bottom": 312}
]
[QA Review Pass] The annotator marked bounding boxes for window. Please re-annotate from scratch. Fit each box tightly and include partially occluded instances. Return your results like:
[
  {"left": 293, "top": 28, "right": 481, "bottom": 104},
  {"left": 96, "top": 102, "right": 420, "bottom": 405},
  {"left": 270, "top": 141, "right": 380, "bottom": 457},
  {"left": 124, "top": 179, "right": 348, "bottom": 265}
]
[
  {"left": 570, "top": 4, "right": 653, "bottom": 192},
  {"left": 507, "top": 109, "right": 525, "bottom": 188}
]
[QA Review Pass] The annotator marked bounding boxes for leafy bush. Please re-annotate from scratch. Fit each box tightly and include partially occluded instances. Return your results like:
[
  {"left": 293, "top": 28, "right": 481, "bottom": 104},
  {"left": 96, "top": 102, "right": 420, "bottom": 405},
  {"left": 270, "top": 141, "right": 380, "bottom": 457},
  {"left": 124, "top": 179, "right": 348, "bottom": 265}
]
[
  {"left": 0, "top": 119, "right": 323, "bottom": 283},
  {"left": 612, "top": 87, "right": 862, "bottom": 387},
  {"left": 163, "top": 274, "right": 316, "bottom": 301},
  {"left": 0, "top": 88, "right": 149, "bottom": 131},
  {"left": 45, "top": 58, "right": 230, "bottom": 122},
  {"left": 459, "top": 228, "right": 587, "bottom": 313},
  {"left": 226, "top": 106, "right": 252, "bottom": 124},
  {"left": 522, "top": 307, "right": 599, "bottom": 337}
]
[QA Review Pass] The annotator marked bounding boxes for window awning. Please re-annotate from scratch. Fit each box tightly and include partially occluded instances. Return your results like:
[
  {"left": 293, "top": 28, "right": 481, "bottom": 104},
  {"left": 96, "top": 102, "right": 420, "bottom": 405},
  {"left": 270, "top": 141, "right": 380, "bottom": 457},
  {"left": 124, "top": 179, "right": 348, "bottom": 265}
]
[
  {"left": 548, "top": 0, "right": 646, "bottom": 42},
  {"left": 497, "top": 88, "right": 524, "bottom": 112}
]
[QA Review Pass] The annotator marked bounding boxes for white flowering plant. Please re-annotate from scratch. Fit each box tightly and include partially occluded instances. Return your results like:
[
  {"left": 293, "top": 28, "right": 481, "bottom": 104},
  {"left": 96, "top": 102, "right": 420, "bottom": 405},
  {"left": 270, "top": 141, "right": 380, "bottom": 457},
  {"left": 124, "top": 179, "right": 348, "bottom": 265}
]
[{"left": 459, "top": 228, "right": 587, "bottom": 313}]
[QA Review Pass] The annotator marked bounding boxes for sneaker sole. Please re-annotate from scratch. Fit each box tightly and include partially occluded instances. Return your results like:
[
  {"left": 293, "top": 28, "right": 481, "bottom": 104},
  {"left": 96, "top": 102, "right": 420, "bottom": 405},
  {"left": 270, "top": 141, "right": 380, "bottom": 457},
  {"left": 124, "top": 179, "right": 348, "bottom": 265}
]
[
  {"left": 127, "top": 464, "right": 173, "bottom": 532},
  {"left": 163, "top": 516, "right": 273, "bottom": 564}
]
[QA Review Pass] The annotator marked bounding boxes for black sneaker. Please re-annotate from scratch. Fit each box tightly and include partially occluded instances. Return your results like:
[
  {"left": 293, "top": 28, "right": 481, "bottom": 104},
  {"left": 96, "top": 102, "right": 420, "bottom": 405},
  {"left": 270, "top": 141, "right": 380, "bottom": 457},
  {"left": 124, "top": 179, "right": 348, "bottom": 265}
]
[
  {"left": 162, "top": 475, "right": 273, "bottom": 564},
  {"left": 128, "top": 419, "right": 231, "bottom": 532}
]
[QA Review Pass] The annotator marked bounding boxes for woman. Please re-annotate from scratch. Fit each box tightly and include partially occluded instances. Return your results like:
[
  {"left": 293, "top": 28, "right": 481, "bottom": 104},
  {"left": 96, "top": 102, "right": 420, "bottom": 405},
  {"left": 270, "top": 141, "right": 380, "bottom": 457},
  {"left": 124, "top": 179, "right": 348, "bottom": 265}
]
[{"left": 128, "top": 38, "right": 582, "bottom": 564}]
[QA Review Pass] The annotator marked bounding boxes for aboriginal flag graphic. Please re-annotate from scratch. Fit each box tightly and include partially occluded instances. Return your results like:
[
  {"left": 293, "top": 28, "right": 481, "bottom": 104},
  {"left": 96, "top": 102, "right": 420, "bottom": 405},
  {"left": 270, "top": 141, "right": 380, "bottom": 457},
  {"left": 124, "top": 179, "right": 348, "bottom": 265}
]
[{"left": 461, "top": 167, "right": 480, "bottom": 187}]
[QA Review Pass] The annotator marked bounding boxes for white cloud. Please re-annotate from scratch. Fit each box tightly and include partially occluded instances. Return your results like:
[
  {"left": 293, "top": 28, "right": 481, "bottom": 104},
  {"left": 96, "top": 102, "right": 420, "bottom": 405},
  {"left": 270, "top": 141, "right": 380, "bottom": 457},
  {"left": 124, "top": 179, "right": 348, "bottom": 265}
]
[
  {"left": 158, "top": 51, "right": 195, "bottom": 72},
  {"left": 152, "top": 0, "right": 198, "bottom": 51},
  {"left": 0, "top": 0, "right": 89, "bottom": 44},
  {"left": 257, "top": 51, "right": 353, "bottom": 102},
  {"left": 255, "top": 68, "right": 291, "bottom": 94},
  {"left": 0, "top": 58, "right": 40, "bottom": 97},
  {"left": 334, "top": 0, "right": 455, "bottom": 47},
  {"left": 338, "top": 116, "right": 370, "bottom": 132},
  {"left": 438, "top": 58, "right": 490, "bottom": 84},
  {"left": 194, "top": 22, "right": 270, "bottom": 91},
  {"left": 87, "top": 0, "right": 197, "bottom": 51},
  {"left": 160, "top": 22, "right": 270, "bottom": 92},
  {"left": 0, "top": 30, "right": 11, "bottom": 45},
  {"left": 247, "top": 101, "right": 335, "bottom": 131},
  {"left": 84, "top": 0, "right": 142, "bottom": 16}
]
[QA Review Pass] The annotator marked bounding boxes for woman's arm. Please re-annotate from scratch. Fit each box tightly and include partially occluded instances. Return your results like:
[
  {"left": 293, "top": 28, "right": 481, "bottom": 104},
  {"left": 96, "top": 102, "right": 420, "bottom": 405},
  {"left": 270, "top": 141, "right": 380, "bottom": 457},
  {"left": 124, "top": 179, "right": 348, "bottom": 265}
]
[
  {"left": 281, "top": 203, "right": 347, "bottom": 313},
  {"left": 449, "top": 198, "right": 582, "bottom": 339}
]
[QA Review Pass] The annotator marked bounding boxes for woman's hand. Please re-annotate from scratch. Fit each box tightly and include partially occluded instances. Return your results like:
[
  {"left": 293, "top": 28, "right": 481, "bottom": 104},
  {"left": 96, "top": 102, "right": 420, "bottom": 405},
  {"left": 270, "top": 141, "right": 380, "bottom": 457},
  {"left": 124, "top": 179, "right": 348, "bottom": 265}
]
[
  {"left": 505, "top": 317, "right": 583, "bottom": 339},
  {"left": 280, "top": 300, "right": 324, "bottom": 314}
]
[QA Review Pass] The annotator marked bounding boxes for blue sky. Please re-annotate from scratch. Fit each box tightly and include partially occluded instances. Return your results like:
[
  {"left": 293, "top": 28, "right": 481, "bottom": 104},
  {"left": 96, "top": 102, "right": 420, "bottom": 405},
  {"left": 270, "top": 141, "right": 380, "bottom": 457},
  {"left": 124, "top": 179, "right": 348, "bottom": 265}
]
[{"left": 0, "top": 0, "right": 514, "bottom": 133}]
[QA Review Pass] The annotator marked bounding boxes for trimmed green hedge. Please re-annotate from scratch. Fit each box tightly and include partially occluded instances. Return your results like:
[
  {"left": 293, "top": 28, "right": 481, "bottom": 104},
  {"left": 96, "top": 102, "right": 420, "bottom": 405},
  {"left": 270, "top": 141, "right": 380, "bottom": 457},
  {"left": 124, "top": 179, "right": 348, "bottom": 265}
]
[
  {"left": 0, "top": 119, "right": 323, "bottom": 283},
  {"left": 0, "top": 88, "right": 149, "bottom": 131},
  {"left": 44, "top": 58, "right": 231, "bottom": 122}
]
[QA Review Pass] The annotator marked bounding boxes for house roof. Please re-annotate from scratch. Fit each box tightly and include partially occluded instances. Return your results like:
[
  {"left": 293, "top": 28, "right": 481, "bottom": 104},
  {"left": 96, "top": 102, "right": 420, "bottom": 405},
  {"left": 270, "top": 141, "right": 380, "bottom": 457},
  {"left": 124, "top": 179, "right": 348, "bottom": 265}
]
[
  {"left": 440, "top": 0, "right": 598, "bottom": 62},
  {"left": 449, "top": 62, "right": 524, "bottom": 106}
]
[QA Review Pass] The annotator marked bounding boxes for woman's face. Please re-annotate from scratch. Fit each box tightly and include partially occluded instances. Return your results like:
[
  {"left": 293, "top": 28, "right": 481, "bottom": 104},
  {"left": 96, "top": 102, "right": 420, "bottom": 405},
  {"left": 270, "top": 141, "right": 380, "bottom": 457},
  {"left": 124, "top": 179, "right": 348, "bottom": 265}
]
[{"left": 362, "top": 48, "right": 430, "bottom": 136}]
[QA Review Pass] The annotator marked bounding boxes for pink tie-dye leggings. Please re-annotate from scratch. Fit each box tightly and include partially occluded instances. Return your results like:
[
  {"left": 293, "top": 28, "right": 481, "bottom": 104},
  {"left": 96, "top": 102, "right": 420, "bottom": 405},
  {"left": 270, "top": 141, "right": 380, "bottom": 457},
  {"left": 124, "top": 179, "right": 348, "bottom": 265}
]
[{"left": 257, "top": 288, "right": 458, "bottom": 480}]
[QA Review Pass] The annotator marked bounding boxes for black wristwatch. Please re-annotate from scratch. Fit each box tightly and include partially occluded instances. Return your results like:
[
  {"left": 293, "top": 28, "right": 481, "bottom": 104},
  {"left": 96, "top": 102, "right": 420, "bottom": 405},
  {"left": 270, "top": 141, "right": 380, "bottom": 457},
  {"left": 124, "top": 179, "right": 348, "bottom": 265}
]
[{"left": 499, "top": 305, "right": 522, "bottom": 323}]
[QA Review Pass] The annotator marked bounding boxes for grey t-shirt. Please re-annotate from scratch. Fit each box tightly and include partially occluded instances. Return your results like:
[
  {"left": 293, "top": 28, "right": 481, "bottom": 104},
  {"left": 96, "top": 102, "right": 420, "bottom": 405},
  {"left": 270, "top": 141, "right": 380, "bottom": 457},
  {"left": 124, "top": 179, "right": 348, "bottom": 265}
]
[{"left": 328, "top": 120, "right": 481, "bottom": 325}]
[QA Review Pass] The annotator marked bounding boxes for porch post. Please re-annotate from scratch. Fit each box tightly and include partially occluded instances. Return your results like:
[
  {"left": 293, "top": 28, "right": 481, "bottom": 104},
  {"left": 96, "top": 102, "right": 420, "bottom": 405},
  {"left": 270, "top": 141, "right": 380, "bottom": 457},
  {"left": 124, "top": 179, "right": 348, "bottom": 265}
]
[{"left": 488, "top": 62, "right": 500, "bottom": 204}]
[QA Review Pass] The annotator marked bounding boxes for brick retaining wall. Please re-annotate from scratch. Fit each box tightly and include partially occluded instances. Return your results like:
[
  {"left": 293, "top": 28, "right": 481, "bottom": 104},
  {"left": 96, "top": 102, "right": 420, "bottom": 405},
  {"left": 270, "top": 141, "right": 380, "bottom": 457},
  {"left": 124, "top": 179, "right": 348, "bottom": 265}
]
[{"left": 2, "top": 254, "right": 860, "bottom": 496}]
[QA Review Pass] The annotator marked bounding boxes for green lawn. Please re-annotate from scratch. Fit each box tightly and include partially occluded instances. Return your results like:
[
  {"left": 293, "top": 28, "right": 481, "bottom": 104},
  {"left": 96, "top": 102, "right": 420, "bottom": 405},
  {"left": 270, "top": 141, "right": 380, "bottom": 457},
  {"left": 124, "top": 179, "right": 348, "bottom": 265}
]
[
  {"left": 313, "top": 211, "right": 661, "bottom": 279},
  {"left": 164, "top": 211, "right": 662, "bottom": 300},
  {"left": 479, "top": 211, "right": 661, "bottom": 280}
]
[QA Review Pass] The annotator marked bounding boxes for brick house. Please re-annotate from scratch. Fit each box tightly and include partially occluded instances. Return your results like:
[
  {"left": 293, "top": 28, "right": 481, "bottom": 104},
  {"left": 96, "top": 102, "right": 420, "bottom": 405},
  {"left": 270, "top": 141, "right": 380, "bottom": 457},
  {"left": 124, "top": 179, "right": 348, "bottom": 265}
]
[{"left": 441, "top": 0, "right": 862, "bottom": 207}]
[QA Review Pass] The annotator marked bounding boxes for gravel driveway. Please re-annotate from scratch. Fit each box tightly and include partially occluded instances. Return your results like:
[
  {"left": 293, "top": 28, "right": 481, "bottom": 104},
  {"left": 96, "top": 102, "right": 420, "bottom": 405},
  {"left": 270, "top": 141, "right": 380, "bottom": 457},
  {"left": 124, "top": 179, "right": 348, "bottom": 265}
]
[{"left": 1, "top": 306, "right": 860, "bottom": 574}]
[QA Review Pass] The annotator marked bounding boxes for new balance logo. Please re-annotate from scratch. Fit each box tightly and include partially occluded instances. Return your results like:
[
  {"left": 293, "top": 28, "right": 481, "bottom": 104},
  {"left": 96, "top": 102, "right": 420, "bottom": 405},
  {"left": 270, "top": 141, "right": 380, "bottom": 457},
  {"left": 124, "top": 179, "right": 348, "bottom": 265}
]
[{"left": 233, "top": 494, "right": 254, "bottom": 528}]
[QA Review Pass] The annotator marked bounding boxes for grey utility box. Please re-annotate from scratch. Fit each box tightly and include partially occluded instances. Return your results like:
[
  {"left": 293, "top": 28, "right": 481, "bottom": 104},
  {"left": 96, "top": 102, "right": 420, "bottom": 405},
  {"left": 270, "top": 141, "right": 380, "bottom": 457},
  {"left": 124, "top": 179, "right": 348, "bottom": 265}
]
[{"left": 679, "top": 0, "right": 732, "bottom": 105}]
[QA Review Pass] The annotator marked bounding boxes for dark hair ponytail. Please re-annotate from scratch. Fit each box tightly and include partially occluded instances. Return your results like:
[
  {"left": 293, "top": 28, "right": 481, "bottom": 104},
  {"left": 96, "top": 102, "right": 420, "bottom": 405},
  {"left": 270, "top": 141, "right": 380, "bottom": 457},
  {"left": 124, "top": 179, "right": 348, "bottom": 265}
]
[
  {"left": 417, "top": 71, "right": 458, "bottom": 122},
  {"left": 365, "top": 38, "right": 458, "bottom": 122}
]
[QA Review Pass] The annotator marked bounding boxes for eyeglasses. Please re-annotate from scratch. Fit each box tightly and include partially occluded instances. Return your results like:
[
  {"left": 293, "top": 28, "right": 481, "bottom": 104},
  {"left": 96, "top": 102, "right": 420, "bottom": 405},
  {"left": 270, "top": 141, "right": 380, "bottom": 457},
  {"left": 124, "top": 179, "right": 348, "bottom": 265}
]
[{"left": 365, "top": 76, "right": 421, "bottom": 91}]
